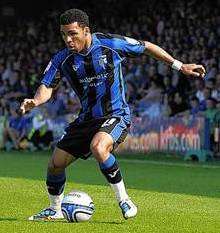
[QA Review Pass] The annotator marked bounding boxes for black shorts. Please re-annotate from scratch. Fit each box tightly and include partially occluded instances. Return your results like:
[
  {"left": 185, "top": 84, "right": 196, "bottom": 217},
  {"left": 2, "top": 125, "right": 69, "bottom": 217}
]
[{"left": 56, "top": 116, "right": 129, "bottom": 160}]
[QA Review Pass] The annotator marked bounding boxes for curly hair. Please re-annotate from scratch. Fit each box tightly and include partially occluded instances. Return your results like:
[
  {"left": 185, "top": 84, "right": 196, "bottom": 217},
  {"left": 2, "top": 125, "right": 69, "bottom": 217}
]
[{"left": 60, "top": 9, "right": 89, "bottom": 27}]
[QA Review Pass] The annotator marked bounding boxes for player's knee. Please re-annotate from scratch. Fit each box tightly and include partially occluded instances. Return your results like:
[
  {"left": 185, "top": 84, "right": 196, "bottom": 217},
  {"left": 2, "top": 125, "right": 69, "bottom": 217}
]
[
  {"left": 47, "top": 159, "right": 65, "bottom": 175},
  {"left": 90, "top": 141, "right": 108, "bottom": 157}
]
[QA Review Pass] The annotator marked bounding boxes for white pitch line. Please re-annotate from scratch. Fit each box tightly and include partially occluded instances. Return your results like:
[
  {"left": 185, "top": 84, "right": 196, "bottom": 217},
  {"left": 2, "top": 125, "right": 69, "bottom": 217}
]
[{"left": 117, "top": 158, "right": 220, "bottom": 169}]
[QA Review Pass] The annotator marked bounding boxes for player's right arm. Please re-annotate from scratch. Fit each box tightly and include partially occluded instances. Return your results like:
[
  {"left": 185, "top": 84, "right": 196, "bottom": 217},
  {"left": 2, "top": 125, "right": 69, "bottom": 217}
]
[
  {"left": 20, "top": 84, "right": 53, "bottom": 114},
  {"left": 20, "top": 48, "right": 69, "bottom": 114}
]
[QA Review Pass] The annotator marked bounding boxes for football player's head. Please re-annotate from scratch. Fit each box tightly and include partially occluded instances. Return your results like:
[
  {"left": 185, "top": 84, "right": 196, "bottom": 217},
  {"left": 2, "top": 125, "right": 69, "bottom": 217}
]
[{"left": 60, "top": 9, "right": 91, "bottom": 53}]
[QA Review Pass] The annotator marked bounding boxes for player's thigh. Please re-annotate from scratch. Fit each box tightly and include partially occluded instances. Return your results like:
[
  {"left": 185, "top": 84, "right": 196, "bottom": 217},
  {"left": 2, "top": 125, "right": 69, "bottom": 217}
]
[
  {"left": 99, "top": 117, "right": 128, "bottom": 149},
  {"left": 48, "top": 147, "right": 77, "bottom": 174},
  {"left": 90, "top": 117, "right": 129, "bottom": 160}
]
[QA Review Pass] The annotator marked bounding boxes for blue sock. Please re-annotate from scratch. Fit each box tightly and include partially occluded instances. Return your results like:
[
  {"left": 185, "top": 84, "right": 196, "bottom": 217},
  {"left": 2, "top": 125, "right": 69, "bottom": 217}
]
[
  {"left": 99, "top": 153, "right": 116, "bottom": 169},
  {"left": 99, "top": 154, "right": 122, "bottom": 184},
  {"left": 46, "top": 172, "right": 66, "bottom": 195}
]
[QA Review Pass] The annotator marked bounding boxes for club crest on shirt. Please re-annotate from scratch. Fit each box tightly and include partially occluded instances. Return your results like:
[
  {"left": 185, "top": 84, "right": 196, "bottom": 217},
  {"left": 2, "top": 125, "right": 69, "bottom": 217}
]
[
  {"left": 98, "top": 55, "right": 107, "bottom": 69},
  {"left": 72, "top": 64, "right": 80, "bottom": 71}
]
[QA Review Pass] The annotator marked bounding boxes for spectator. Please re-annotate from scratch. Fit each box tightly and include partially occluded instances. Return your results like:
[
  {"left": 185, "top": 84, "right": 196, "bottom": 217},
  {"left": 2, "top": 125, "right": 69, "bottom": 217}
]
[
  {"left": 202, "top": 98, "right": 218, "bottom": 124},
  {"left": 195, "top": 79, "right": 205, "bottom": 102},
  {"left": 137, "top": 80, "right": 163, "bottom": 118},
  {"left": 3, "top": 104, "right": 27, "bottom": 150},
  {"left": 200, "top": 87, "right": 212, "bottom": 111},
  {"left": 162, "top": 76, "right": 176, "bottom": 96},
  {"left": 28, "top": 109, "right": 53, "bottom": 150},
  {"left": 160, "top": 93, "right": 172, "bottom": 117},
  {"left": 0, "top": 106, "right": 6, "bottom": 149},
  {"left": 169, "top": 92, "right": 188, "bottom": 116}
]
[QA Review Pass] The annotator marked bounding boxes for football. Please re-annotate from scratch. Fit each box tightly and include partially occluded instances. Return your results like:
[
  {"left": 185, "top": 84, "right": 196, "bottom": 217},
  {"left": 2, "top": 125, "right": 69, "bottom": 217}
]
[{"left": 61, "top": 190, "right": 95, "bottom": 222}]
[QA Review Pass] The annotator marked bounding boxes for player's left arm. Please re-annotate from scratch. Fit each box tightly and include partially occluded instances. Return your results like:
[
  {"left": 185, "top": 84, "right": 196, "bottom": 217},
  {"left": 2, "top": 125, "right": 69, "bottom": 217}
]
[
  {"left": 143, "top": 41, "right": 206, "bottom": 78},
  {"left": 100, "top": 34, "right": 205, "bottom": 77}
]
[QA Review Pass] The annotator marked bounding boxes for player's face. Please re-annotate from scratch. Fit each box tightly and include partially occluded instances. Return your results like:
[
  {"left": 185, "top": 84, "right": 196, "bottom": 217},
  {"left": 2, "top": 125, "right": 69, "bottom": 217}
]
[{"left": 60, "top": 22, "right": 89, "bottom": 53}]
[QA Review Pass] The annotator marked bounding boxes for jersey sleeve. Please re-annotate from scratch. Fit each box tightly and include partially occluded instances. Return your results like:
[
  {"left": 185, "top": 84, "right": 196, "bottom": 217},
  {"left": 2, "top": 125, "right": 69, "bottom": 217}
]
[
  {"left": 41, "top": 49, "right": 68, "bottom": 88},
  {"left": 97, "top": 33, "right": 146, "bottom": 58}
]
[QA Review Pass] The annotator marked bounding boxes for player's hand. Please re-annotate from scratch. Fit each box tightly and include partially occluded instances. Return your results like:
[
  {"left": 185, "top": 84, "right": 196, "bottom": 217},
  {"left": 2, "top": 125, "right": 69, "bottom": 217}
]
[
  {"left": 181, "top": 64, "right": 206, "bottom": 78},
  {"left": 20, "top": 99, "right": 37, "bottom": 114}
]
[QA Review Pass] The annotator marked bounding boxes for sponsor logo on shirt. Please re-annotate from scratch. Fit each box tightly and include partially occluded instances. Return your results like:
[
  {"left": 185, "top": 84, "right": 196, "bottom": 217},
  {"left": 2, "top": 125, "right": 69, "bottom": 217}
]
[{"left": 79, "top": 72, "right": 109, "bottom": 87}]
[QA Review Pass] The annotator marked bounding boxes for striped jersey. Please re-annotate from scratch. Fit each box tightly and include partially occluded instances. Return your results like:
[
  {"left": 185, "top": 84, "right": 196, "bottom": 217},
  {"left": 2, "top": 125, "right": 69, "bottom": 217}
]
[{"left": 41, "top": 33, "right": 145, "bottom": 125}]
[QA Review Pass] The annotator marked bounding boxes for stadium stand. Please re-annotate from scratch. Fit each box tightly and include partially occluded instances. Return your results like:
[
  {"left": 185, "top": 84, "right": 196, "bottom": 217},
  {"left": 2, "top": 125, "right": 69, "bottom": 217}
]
[{"left": 0, "top": 0, "right": 220, "bottom": 156}]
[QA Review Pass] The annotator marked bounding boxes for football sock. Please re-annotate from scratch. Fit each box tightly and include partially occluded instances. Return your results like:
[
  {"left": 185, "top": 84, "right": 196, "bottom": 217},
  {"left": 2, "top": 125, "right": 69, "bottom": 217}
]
[
  {"left": 48, "top": 193, "right": 64, "bottom": 211},
  {"left": 46, "top": 171, "right": 66, "bottom": 210},
  {"left": 99, "top": 153, "right": 128, "bottom": 202},
  {"left": 99, "top": 153, "right": 121, "bottom": 183},
  {"left": 110, "top": 180, "right": 129, "bottom": 202}
]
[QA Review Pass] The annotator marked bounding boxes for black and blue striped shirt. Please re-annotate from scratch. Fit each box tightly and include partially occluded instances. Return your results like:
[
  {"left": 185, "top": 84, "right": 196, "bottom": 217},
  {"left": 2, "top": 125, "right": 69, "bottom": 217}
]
[{"left": 41, "top": 33, "right": 145, "bottom": 124}]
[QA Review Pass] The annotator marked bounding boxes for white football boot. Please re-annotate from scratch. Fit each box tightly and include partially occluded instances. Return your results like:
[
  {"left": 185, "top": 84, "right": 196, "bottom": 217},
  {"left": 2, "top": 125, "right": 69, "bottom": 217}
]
[
  {"left": 119, "top": 198, "right": 138, "bottom": 219},
  {"left": 28, "top": 207, "right": 64, "bottom": 221}
]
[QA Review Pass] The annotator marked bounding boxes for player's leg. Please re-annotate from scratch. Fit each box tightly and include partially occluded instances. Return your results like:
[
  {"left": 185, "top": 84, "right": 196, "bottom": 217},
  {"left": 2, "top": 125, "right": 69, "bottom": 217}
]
[
  {"left": 90, "top": 118, "right": 137, "bottom": 219},
  {"left": 91, "top": 132, "right": 129, "bottom": 201},
  {"left": 29, "top": 147, "right": 77, "bottom": 221},
  {"left": 46, "top": 147, "right": 77, "bottom": 209}
]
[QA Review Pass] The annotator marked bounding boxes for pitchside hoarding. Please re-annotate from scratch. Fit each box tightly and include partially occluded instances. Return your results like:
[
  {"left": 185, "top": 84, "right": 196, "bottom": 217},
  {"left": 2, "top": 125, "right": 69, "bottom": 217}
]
[{"left": 118, "top": 116, "right": 209, "bottom": 154}]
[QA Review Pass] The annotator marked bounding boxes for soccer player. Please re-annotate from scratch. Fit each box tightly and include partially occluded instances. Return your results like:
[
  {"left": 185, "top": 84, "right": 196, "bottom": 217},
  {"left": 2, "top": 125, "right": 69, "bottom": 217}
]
[{"left": 20, "top": 9, "right": 206, "bottom": 221}]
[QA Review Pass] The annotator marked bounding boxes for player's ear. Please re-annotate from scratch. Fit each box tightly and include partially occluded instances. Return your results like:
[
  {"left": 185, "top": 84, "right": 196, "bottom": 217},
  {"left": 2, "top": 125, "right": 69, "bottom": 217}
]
[{"left": 84, "top": 27, "right": 90, "bottom": 36}]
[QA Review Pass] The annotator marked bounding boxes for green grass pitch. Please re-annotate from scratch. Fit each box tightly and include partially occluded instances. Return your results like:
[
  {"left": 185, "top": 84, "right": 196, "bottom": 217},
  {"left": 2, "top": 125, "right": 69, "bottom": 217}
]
[{"left": 0, "top": 151, "right": 220, "bottom": 233}]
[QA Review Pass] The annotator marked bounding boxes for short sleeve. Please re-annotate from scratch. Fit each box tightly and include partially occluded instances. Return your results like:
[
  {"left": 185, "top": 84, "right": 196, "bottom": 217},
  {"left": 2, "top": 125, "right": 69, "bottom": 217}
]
[
  {"left": 41, "top": 49, "right": 68, "bottom": 88},
  {"left": 97, "top": 33, "right": 146, "bottom": 58},
  {"left": 41, "top": 58, "right": 60, "bottom": 88}
]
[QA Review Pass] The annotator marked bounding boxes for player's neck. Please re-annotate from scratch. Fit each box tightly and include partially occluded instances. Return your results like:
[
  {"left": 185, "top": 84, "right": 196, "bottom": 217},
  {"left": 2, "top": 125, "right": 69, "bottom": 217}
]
[
  {"left": 81, "top": 34, "right": 92, "bottom": 54},
  {"left": 86, "top": 34, "right": 92, "bottom": 48}
]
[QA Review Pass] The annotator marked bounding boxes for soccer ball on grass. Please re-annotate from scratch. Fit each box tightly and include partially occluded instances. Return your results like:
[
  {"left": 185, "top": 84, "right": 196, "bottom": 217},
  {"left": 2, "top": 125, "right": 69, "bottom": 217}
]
[{"left": 61, "top": 190, "right": 95, "bottom": 222}]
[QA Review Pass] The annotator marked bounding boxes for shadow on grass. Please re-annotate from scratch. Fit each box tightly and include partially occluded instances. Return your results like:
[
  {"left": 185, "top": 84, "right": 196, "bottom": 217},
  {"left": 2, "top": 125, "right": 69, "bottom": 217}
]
[
  {"left": 29, "top": 219, "right": 123, "bottom": 225},
  {"left": 91, "top": 220, "right": 124, "bottom": 225},
  {"left": 1, "top": 151, "right": 220, "bottom": 199},
  {"left": 0, "top": 217, "right": 17, "bottom": 222}
]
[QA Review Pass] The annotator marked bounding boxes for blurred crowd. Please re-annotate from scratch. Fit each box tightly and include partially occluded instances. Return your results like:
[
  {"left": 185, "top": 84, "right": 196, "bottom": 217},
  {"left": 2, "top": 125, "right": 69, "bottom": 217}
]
[{"left": 0, "top": 0, "right": 220, "bottom": 150}]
